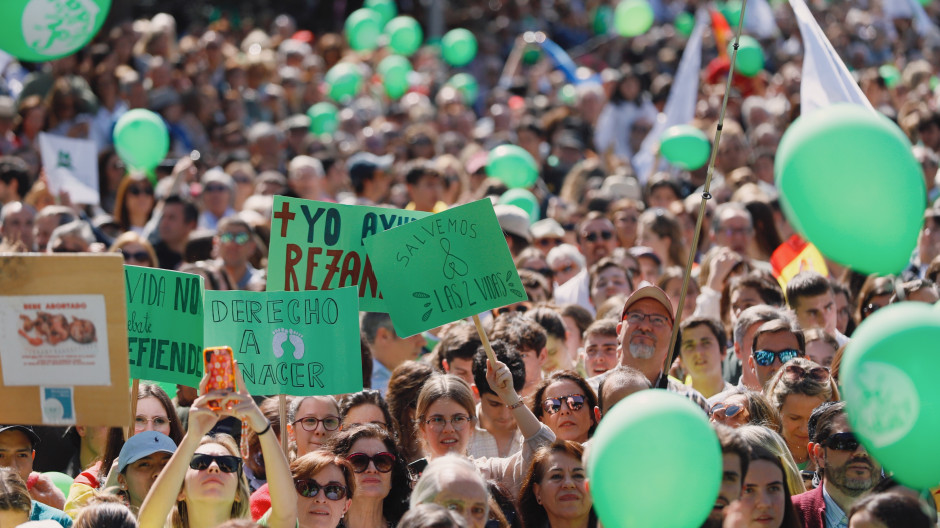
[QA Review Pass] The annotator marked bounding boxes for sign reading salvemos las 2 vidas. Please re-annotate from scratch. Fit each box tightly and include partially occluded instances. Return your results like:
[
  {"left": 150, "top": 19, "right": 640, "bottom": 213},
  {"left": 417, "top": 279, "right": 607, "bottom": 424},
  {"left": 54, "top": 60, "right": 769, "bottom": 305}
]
[
  {"left": 365, "top": 199, "right": 528, "bottom": 337},
  {"left": 204, "top": 286, "right": 362, "bottom": 396},
  {"left": 266, "top": 196, "right": 429, "bottom": 312}
]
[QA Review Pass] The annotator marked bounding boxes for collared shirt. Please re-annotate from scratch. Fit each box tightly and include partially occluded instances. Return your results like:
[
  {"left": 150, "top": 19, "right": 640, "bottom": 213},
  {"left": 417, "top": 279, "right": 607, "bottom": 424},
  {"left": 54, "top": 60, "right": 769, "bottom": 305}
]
[
  {"left": 822, "top": 484, "right": 848, "bottom": 528},
  {"left": 468, "top": 402, "right": 524, "bottom": 459},
  {"left": 371, "top": 358, "right": 391, "bottom": 396}
]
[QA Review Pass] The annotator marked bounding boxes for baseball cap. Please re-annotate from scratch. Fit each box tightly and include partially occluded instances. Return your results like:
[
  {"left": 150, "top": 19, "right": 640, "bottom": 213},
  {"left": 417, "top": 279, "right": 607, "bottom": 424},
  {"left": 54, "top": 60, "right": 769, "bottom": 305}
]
[
  {"left": 118, "top": 431, "right": 177, "bottom": 474},
  {"left": 530, "top": 218, "right": 565, "bottom": 239},
  {"left": 201, "top": 168, "right": 235, "bottom": 192},
  {"left": 494, "top": 204, "right": 532, "bottom": 242},
  {"left": 0, "top": 425, "right": 41, "bottom": 447},
  {"left": 628, "top": 246, "right": 662, "bottom": 266},
  {"left": 619, "top": 285, "right": 675, "bottom": 324}
]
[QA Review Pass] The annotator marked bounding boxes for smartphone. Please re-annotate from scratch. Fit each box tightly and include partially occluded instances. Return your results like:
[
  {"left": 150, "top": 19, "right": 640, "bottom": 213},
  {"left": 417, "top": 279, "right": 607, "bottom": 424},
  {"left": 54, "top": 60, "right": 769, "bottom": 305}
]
[{"left": 203, "top": 346, "right": 236, "bottom": 411}]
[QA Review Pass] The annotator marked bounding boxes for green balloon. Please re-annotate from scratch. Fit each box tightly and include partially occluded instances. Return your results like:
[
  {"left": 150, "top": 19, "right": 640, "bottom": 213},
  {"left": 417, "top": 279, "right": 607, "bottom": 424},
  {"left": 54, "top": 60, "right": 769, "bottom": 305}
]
[
  {"left": 43, "top": 472, "right": 73, "bottom": 498},
  {"left": 0, "top": 0, "right": 111, "bottom": 62},
  {"left": 385, "top": 16, "right": 423, "bottom": 56},
  {"left": 593, "top": 5, "right": 613, "bottom": 35},
  {"left": 660, "top": 124, "right": 711, "bottom": 170},
  {"left": 614, "top": 0, "right": 654, "bottom": 37},
  {"left": 841, "top": 303, "right": 940, "bottom": 489},
  {"left": 674, "top": 12, "right": 695, "bottom": 37},
  {"left": 345, "top": 8, "right": 382, "bottom": 51},
  {"left": 720, "top": 0, "right": 743, "bottom": 25},
  {"left": 879, "top": 64, "right": 901, "bottom": 88},
  {"left": 775, "top": 104, "right": 925, "bottom": 275},
  {"left": 113, "top": 109, "right": 169, "bottom": 171},
  {"left": 731, "top": 35, "right": 764, "bottom": 77},
  {"left": 379, "top": 55, "right": 413, "bottom": 99},
  {"left": 306, "top": 102, "right": 339, "bottom": 136},
  {"left": 589, "top": 391, "right": 721, "bottom": 528},
  {"left": 486, "top": 145, "right": 539, "bottom": 189},
  {"left": 325, "top": 62, "right": 363, "bottom": 103},
  {"left": 441, "top": 28, "right": 477, "bottom": 67},
  {"left": 522, "top": 47, "right": 540, "bottom": 65},
  {"left": 365, "top": 0, "right": 397, "bottom": 27},
  {"left": 499, "top": 189, "right": 540, "bottom": 222},
  {"left": 446, "top": 73, "right": 479, "bottom": 105},
  {"left": 558, "top": 84, "right": 577, "bottom": 106}
]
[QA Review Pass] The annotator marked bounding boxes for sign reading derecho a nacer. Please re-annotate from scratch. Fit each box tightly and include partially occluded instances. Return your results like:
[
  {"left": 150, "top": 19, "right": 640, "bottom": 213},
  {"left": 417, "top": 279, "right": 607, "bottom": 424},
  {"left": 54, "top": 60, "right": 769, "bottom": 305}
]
[
  {"left": 266, "top": 196, "right": 429, "bottom": 312},
  {"left": 125, "top": 266, "right": 205, "bottom": 387},
  {"left": 365, "top": 199, "right": 528, "bottom": 337},
  {"left": 204, "top": 287, "right": 362, "bottom": 396}
]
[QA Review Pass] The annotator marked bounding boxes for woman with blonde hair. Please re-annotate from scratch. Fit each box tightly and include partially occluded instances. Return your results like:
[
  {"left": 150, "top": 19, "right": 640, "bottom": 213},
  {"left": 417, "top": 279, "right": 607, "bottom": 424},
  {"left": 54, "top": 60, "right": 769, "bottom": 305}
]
[
  {"left": 735, "top": 425, "right": 807, "bottom": 496},
  {"left": 110, "top": 231, "right": 160, "bottom": 268}
]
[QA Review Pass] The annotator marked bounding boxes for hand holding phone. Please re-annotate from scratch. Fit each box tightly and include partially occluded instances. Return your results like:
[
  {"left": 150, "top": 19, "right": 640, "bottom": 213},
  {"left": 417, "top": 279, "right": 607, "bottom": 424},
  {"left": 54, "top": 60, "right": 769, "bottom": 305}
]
[{"left": 203, "top": 346, "right": 236, "bottom": 411}]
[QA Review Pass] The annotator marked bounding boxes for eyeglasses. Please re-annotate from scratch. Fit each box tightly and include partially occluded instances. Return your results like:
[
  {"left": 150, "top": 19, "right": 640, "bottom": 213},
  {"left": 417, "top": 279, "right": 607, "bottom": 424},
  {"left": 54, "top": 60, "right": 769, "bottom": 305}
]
[
  {"left": 347, "top": 452, "right": 396, "bottom": 473},
  {"left": 121, "top": 249, "right": 150, "bottom": 262},
  {"left": 135, "top": 415, "right": 169, "bottom": 428},
  {"left": 293, "top": 416, "right": 341, "bottom": 431},
  {"left": 823, "top": 432, "right": 860, "bottom": 452},
  {"left": 751, "top": 349, "right": 801, "bottom": 367},
  {"left": 709, "top": 403, "right": 745, "bottom": 419},
  {"left": 623, "top": 311, "right": 670, "bottom": 328},
  {"left": 542, "top": 394, "right": 585, "bottom": 415},
  {"left": 582, "top": 231, "right": 614, "bottom": 242},
  {"left": 783, "top": 364, "right": 830, "bottom": 383},
  {"left": 529, "top": 267, "right": 554, "bottom": 279},
  {"left": 423, "top": 414, "right": 472, "bottom": 432},
  {"left": 204, "top": 184, "right": 229, "bottom": 193},
  {"left": 190, "top": 454, "right": 242, "bottom": 473},
  {"left": 127, "top": 185, "right": 153, "bottom": 197},
  {"left": 219, "top": 232, "right": 251, "bottom": 245},
  {"left": 294, "top": 479, "right": 348, "bottom": 500}
]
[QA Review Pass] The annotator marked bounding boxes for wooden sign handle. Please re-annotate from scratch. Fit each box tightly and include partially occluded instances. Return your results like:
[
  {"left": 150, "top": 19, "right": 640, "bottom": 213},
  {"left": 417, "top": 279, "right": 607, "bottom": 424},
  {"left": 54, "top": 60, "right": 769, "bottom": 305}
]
[
  {"left": 278, "top": 394, "right": 288, "bottom": 456},
  {"left": 471, "top": 314, "right": 497, "bottom": 365},
  {"left": 127, "top": 379, "right": 139, "bottom": 440}
]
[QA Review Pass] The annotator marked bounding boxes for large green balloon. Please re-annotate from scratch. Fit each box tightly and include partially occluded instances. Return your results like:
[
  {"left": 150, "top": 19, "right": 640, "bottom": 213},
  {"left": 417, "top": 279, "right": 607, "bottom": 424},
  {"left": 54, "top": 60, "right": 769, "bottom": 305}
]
[
  {"left": 0, "top": 0, "right": 111, "bottom": 62},
  {"left": 674, "top": 12, "right": 695, "bottom": 37},
  {"left": 345, "top": 8, "right": 382, "bottom": 51},
  {"left": 378, "top": 55, "right": 413, "bottom": 99},
  {"left": 499, "top": 189, "right": 540, "bottom": 222},
  {"left": 614, "top": 0, "right": 654, "bottom": 37},
  {"left": 660, "top": 124, "right": 710, "bottom": 170},
  {"left": 589, "top": 390, "right": 721, "bottom": 528},
  {"left": 775, "top": 104, "right": 925, "bottom": 275},
  {"left": 441, "top": 28, "right": 477, "bottom": 67},
  {"left": 113, "top": 109, "right": 169, "bottom": 171},
  {"left": 731, "top": 35, "right": 764, "bottom": 77},
  {"left": 841, "top": 303, "right": 940, "bottom": 489},
  {"left": 365, "top": 0, "right": 397, "bottom": 27},
  {"left": 446, "top": 73, "right": 479, "bottom": 105},
  {"left": 486, "top": 145, "right": 539, "bottom": 189},
  {"left": 306, "top": 102, "right": 339, "bottom": 136},
  {"left": 325, "top": 62, "right": 364, "bottom": 103},
  {"left": 385, "top": 16, "right": 423, "bottom": 56},
  {"left": 43, "top": 472, "right": 73, "bottom": 498}
]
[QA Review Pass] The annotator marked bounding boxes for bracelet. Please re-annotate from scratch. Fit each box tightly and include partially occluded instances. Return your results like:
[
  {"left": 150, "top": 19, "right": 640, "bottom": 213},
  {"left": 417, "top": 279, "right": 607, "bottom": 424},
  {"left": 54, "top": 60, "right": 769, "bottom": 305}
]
[
  {"left": 507, "top": 399, "right": 526, "bottom": 410},
  {"left": 255, "top": 421, "right": 272, "bottom": 436}
]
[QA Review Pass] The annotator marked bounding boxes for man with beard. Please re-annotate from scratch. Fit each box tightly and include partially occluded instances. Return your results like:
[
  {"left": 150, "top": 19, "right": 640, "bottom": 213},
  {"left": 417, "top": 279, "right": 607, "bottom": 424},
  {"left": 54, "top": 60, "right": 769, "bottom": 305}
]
[{"left": 792, "top": 402, "right": 882, "bottom": 528}]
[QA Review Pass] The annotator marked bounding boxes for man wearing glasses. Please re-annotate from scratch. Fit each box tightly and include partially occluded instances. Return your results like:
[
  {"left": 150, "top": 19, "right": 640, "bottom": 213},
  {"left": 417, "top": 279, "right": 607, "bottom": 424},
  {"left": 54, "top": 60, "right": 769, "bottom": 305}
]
[
  {"left": 793, "top": 402, "right": 882, "bottom": 528},
  {"left": 554, "top": 212, "right": 618, "bottom": 315},
  {"left": 747, "top": 318, "right": 805, "bottom": 392},
  {"left": 711, "top": 203, "right": 754, "bottom": 256}
]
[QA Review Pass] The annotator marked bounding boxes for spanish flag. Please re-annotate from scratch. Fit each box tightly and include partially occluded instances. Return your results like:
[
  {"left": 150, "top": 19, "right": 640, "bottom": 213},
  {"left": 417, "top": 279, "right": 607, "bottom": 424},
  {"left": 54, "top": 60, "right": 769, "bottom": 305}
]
[
  {"left": 710, "top": 8, "right": 732, "bottom": 58},
  {"left": 770, "top": 234, "right": 829, "bottom": 291}
]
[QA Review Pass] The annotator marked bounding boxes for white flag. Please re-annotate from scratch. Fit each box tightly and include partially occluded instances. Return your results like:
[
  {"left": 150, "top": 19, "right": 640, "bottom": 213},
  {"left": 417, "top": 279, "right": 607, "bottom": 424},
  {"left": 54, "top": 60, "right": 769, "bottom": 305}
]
[
  {"left": 632, "top": 8, "right": 708, "bottom": 183},
  {"left": 789, "top": 0, "right": 875, "bottom": 116},
  {"left": 38, "top": 132, "right": 100, "bottom": 205},
  {"left": 745, "top": 0, "right": 778, "bottom": 39}
]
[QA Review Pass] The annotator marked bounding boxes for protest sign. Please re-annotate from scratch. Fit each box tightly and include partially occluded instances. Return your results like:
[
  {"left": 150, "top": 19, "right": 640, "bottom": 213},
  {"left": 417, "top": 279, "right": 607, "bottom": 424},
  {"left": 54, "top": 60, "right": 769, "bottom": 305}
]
[
  {"left": 204, "top": 286, "right": 362, "bottom": 396},
  {"left": 266, "top": 196, "right": 428, "bottom": 312},
  {"left": 125, "top": 266, "right": 205, "bottom": 387},
  {"left": 38, "top": 132, "right": 100, "bottom": 205},
  {"left": 365, "top": 199, "right": 528, "bottom": 337},
  {"left": 0, "top": 255, "right": 130, "bottom": 427}
]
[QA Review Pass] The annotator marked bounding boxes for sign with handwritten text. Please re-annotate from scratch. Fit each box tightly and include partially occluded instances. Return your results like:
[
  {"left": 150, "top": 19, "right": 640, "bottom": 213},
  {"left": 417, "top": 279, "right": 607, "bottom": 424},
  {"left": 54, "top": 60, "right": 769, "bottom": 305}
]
[
  {"left": 266, "top": 197, "right": 429, "bottom": 312},
  {"left": 204, "top": 287, "right": 362, "bottom": 396},
  {"left": 125, "top": 266, "right": 204, "bottom": 387},
  {"left": 365, "top": 199, "right": 528, "bottom": 337}
]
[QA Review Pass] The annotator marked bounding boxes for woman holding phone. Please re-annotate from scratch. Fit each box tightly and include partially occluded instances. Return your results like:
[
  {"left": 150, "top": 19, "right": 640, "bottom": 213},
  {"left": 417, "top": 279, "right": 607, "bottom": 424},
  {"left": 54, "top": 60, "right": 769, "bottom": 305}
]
[{"left": 137, "top": 358, "right": 297, "bottom": 528}]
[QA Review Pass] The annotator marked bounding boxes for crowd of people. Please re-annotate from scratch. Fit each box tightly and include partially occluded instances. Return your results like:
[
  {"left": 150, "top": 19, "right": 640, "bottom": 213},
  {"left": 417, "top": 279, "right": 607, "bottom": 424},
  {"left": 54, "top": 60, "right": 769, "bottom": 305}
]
[{"left": 2, "top": 0, "right": 940, "bottom": 527}]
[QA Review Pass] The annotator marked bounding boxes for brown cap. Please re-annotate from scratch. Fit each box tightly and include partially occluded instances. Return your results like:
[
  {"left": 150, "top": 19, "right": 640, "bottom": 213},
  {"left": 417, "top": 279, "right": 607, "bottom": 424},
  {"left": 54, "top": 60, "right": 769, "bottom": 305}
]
[{"left": 619, "top": 285, "right": 675, "bottom": 324}]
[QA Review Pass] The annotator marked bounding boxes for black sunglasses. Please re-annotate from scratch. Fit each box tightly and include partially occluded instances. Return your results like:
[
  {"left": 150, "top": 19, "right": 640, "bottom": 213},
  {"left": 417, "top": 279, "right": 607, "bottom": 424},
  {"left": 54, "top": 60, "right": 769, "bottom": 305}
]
[
  {"left": 824, "top": 432, "right": 860, "bottom": 452},
  {"left": 121, "top": 250, "right": 150, "bottom": 262},
  {"left": 542, "top": 394, "right": 585, "bottom": 415},
  {"left": 127, "top": 185, "right": 154, "bottom": 197},
  {"left": 190, "top": 453, "right": 242, "bottom": 473},
  {"left": 347, "top": 452, "right": 396, "bottom": 473},
  {"left": 583, "top": 231, "right": 613, "bottom": 242},
  {"left": 294, "top": 479, "right": 347, "bottom": 500}
]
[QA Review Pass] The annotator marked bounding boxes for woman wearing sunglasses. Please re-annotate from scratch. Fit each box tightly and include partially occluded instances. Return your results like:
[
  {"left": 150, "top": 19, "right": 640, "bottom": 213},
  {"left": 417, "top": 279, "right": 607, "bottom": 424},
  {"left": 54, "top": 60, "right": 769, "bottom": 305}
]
[
  {"left": 113, "top": 174, "right": 156, "bottom": 235},
  {"left": 518, "top": 441, "right": 596, "bottom": 528},
  {"left": 765, "top": 358, "right": 839, "bottom": 471},
  {"left": 282, "top": 451, "right": 355, "bottom": 528},
  {"left": 529, "top": 371, "right": 598, "bottom": 444},
  {"left": 709, "top": 388, "right": 782, "bottom": 432},
  {"left": 328, "top": 424, "right": 411, "bottom": 528},
  {"left": 138, "top": 364, "right": 296, "bottom": 528}
]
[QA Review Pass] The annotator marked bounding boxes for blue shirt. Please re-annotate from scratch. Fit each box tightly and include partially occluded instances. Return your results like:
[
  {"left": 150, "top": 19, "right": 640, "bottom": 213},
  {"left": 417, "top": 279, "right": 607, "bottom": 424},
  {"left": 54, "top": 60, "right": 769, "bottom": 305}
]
[
  {"left": 371, "top": 358, "right": 391, "bottom": 396},
  {"left": 30, "top": 500, "right": 73, "bottom": 527},
  {"left": 822, "top": 485, "right": 848, "bottom": 528}
]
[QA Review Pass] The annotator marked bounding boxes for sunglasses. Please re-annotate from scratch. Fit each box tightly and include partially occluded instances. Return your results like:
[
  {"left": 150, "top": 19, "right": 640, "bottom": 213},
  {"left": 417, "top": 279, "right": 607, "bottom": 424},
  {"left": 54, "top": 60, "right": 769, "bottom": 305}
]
[
  {"left": 219, "top": 232, "right": 251, "bottom": 245},
  {"left": 127, "top": 185, "right": 153, "bottom": 196},
  {"left": 293, "top": 416, "right": 341, "bottom": 432},
  {"left": 751, "top": 348, "right": 801, "bottom": 367},
  {"left": 347, "top": 452, "right": 396, "bottom": 473},
  {"left": 783, "top": 364, "right": 830, "bottom": 383},
  {"left": 204, "top": 184, "right": 229, "bottom": 193},
  {"left": 709, "top": 403, "right": 745, "bottom": 419},
  {"left": 542, "top": 394, "right": 585, "bottom": 415},
  {"left": 121, "top": 249, "right": 150, "bottom": 262},
  {"left": 190, "top": 454, "right": 242, "bottom": 473},
  {"left": 529, "top": 267, "right": 554, "bottom": 278},
  {"left": 294, "top": 479, "right": 348, "bottom": 500},
  {"left": 824, "top": 432, "right": 860, "bottom": 452},
  {"left": 536, "top": 238, "right": 563, "bottom": 249},
  {"left": 582, "top": 231, "right": 613, "bottom": 242}
]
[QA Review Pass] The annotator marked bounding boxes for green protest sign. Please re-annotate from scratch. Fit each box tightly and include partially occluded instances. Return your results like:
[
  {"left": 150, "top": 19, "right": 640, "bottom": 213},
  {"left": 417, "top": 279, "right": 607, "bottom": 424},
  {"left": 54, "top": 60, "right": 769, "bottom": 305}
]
[
  {"left": 125, "top": 266, "right": 204, "bottom": 387},
  {"left": 266, "top": 197, "right": 429, "bottom": 312},
  {"left": 365, "top": 199, "right": 528, "bottom": 337},
  {"left": 204, "top": 287, "right": 362, "bottom": 396}
]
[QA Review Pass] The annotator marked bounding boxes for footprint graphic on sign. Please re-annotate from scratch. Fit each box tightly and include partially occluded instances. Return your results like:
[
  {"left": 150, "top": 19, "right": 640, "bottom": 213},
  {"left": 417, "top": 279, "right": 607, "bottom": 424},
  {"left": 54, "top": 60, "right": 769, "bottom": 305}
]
[{"left": 272, "top": 328, "right": 305, "bottom": 359}]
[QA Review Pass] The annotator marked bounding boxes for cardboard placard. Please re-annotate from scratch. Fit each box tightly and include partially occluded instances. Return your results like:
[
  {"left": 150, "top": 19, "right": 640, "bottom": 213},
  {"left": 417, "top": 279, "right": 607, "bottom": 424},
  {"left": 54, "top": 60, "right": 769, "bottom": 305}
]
[
  {"left": 38, "top": 132, "right": 100, "bottom": 205},
  {"left": 365, "top": 199, "right": 528, "bottom": 337},
  {"left": 266, "top": 197, "right": 428, "bottom": 312},
  {"left": 125, "top": 266, "right": 205, "bottom": 388},
  {"left": 0, "top": 255, "right": 130, "bottom": 427},
  {"left": 203, "top": 287, "right": 362, "bottom": 396}
]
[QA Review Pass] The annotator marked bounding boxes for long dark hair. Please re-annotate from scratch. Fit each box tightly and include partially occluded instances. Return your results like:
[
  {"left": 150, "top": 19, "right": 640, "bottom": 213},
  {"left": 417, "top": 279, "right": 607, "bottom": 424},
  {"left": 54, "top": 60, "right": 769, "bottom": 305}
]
[
  {"left": 339, "top": 390, "right": 396, "bottom": 440},
  {"left": 518, "top": 441, "right": 597, "bottom": 528},
  {"left": 746, "top": 447, "right": 802, "bottom": 528},
  {"left": 529, "top": 371, "right": 598, "bottom": 439}
]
